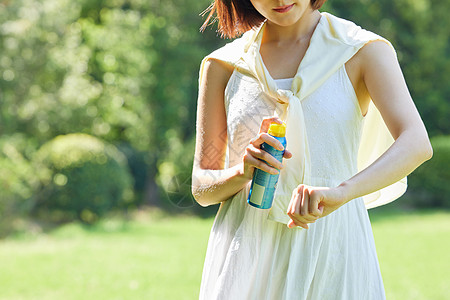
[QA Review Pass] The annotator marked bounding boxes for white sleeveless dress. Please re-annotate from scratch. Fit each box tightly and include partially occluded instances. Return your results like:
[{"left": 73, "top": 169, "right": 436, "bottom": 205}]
[{"left": 199, "top": 66, "right": 386, "bottom": 299}]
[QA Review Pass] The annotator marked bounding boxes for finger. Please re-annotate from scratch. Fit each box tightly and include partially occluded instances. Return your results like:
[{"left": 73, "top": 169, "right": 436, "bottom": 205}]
[
  {"left": 287, "top": 219, "right": 295, "bottom": 228},
  {"left": 290, "top": 210, "right": 317, "bottom": 226},
  {"left": 286, "top": 199, "right": 295, "bottom": 220},
  {"left": 287, "top": 185, "right": 302, "bottom": 216},
  {"left": 251, "top": 133, "right": 285, "bottom": 151},
  {"left": 292, "top": 212, "right": 317, "bottom": 224},
  {"left": 294, "top": 186, "right": 302, "bottom": 216},
  {"left": 309, "top": 190, "right": 322, "bottom": 216},
  {"left": 288, "top": 186, "right": 316, "bottom": 223},
  {"left": 289, "top": 211, "right": 316, "bottom": 224},
  {"left": 291, "top": 211, "right": 318, "bottom": 224},
  {"left": 288, "top": 212, "right": 317, "bottom": 226},
  {"left": 247, "top": 144, "right": 283, "bottom": 170},
  {"left": 243, "top": 150, "right": 279, "bottom": 175},
  {"left": 283, "top": 149, "right": 293, "bottom": 159},
  {"left": 259, "top": 117, "right": 283, "bottom": 134},
  {"left": 288, "top": 219, "right": 309, "bottom": 229},
  {"left": 286, "top": 187, "right": 299, "bottom": 219},
  {"left": 300, "top": 186, "right": 309, "bottom": 216}
]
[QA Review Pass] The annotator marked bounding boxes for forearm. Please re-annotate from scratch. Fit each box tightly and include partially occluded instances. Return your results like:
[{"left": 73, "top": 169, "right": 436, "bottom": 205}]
[
  {"left": 192, "top": 163, "right": 250, "bottom": 207},
  {"left": 340, "top": 41, "right": 434, "bottom": 202},
  {"left": 338, "top": 129, "right": 433, "bottom": 203}
]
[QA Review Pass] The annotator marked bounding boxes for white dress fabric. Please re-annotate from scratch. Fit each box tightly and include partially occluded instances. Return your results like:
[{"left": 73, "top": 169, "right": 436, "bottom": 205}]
[
  {"left": 198, "top": 66, "right": 386, "bottom": 299},
  {"left": 199, "top": 13, "right": 407, "bottom": 225}
]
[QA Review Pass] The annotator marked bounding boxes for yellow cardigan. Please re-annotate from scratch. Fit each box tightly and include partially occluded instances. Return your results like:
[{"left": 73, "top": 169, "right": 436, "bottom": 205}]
[{"left": 199, "top": 12, "right": 407, "bottom": 224}]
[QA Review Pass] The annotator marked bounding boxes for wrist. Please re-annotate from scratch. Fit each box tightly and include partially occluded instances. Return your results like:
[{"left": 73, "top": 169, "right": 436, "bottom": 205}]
[
  {"left": 235, "top": 163, "right": 252, "bottom": 182},
  {"left": 335, "top": 181, "right": 355, "bottom": 204}
]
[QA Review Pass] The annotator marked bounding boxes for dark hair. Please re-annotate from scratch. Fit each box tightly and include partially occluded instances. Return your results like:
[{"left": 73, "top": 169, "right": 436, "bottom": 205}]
[{"left": 201, "top": 0, "right": 327, "bottom": 39}]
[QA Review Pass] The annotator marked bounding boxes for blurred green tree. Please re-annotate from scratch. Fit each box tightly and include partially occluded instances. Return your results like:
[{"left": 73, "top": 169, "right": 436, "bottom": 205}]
[
  {"left": 406, "top": 135, "right": 450, "bottom": 208},
  {"left": 323, "top": 0, "right": 450, "bottom": 136},
  {"left": 0, "top": 0, "right": 219, "bottom": 208},
  {"left": 0, "top": 134, "right": 39, "bottom": 236},
  {"left": 0, "top": 0, "right": 447, "bottom": 223}
]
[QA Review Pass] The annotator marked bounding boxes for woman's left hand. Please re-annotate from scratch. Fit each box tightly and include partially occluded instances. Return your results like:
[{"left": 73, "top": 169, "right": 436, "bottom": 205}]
[{"left": 286, "top": 185, "right": 348, "bottom": 229}]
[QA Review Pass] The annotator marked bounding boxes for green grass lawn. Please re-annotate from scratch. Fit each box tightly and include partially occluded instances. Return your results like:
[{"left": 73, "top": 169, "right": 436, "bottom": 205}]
[
  {"left": 369, "top": 208, "right": 450, "bottom": 300},
  {"left": 0, "top": 208, "right": 448, "bottom": 300}
]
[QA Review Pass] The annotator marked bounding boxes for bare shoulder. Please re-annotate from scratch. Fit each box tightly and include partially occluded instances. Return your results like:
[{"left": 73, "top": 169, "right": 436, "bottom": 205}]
[
  {"left": 347, "top": 40, "right": 396, "bottom": 73},
  {"left": 357, "top": 40, "right": 399, "bottom": 73},
  {"left": 345, "top": 40, "right": 401, "bottom": 116},
  {"left": 200, "top": 58, "right": 235, "bottom": 91}
]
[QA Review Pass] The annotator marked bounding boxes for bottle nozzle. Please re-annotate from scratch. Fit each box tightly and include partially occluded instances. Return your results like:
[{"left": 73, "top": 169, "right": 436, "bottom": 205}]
[{"left": 268, "top": 122, "right": 286, "bottom": 137}]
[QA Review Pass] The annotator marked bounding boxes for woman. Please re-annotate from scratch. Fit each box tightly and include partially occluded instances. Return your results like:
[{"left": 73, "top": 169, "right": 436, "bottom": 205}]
[{"left": 192, "top": 0, "right": 432, "bottom": 299}]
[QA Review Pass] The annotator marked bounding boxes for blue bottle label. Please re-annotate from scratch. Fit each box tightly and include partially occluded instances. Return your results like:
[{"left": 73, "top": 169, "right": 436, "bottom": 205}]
[{"left": 248, "top": 136, "right": 286, "bottom": 209}]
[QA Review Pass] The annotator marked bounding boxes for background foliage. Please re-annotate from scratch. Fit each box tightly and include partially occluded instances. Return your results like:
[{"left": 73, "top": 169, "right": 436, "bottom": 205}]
[
  {"left": 322, "top": 0, "right": 450, "bottom": 136},
  {"left": 0, "top": 0, "right": 448, "bottom": 235},
  {"left": 33, "top": 133, "right": 134, "bottom": 223}
]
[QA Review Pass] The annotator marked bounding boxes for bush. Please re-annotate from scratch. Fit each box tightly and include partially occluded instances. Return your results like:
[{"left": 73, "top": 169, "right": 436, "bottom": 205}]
[
  {"left": 34, "top": 134, "right": 134, "bottom": 223},
  {"left": 0, "top": 135, "right": 39, "bottom": 236},
  {"left": 406, "top": 135, "right": 450, "bottom": 208},
  {"left": 116, "top": 142, "right": 149, "bottom": 206}
]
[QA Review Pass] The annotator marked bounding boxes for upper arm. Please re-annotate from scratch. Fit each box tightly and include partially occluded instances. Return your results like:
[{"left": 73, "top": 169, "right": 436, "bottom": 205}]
[
  {"left": 193, "top": 58, "right": 234, "bottom": 170},
  {"left": 360, "top": 41, "right": 429, "bottom": 140}
]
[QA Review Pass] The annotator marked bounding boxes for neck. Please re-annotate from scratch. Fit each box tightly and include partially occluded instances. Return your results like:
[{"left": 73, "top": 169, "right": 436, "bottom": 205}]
[{"left": 262, "top": 9, "right": 321, "bottom": 44}]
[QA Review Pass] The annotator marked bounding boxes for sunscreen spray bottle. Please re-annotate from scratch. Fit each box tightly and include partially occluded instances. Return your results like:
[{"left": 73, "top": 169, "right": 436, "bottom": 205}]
[{"left": 247, "top": 122, "right": 286, "bottom": 209}]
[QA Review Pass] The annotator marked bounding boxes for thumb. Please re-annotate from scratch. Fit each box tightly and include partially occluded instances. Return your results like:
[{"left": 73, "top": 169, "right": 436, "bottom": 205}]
[
  {"left": 318, "top": 204, "right": 324, "bottom": 215},
  {"left": 287, "top": 219, "right": 296, "bottom": 228}
]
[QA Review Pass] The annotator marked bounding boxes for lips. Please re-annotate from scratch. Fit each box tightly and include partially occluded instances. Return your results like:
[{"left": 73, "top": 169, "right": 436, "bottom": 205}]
[{"left": 273, "top": 3, "right": 294, "bottom": 13}]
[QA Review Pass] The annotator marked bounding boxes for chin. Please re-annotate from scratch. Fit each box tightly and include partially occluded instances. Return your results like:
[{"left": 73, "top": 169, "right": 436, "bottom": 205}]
[{"left": 269, "top": 16, "right": 302, "bottom": 27}]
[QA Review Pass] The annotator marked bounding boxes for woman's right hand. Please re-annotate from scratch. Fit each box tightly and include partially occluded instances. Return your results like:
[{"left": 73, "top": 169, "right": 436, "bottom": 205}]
[{"left": 241, "top": 117, "right": 293, "bottom": 180}]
